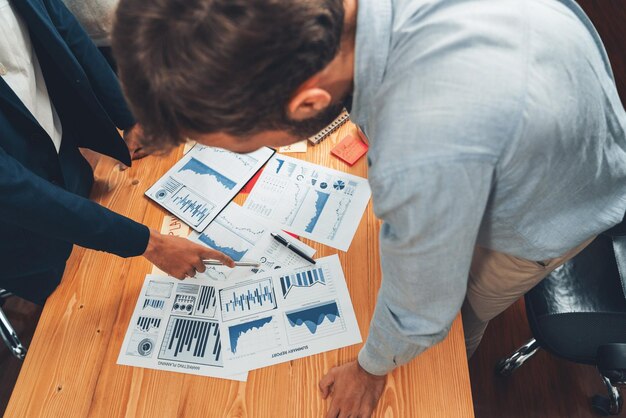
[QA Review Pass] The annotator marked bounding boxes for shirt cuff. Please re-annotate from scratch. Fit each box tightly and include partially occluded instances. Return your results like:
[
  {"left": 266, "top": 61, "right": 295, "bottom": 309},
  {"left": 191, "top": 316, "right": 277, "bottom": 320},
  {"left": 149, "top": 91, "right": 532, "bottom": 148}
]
[{"left": 357, "top": 340, "right": 396, "bottom": 376}]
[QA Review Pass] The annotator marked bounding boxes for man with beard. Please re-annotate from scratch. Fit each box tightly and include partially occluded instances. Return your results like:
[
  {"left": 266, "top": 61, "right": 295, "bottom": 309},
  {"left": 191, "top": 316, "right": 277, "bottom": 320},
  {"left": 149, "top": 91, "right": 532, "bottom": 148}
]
[{"left": 112, "top": 0, "right": 626, "bottom": 416}]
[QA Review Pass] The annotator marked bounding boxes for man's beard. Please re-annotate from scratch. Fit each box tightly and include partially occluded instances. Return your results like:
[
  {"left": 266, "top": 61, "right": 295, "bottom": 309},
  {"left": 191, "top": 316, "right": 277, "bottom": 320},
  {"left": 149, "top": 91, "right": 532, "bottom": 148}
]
[{"left": 277, "top": 99, "right": 348, "bottom": 141}]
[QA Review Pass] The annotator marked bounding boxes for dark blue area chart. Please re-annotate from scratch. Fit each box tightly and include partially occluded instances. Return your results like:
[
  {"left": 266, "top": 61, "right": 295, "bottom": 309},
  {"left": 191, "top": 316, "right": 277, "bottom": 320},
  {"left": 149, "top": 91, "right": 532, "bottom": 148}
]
[
  {"left": 178, "top": 157, "right": 237, "bottom": 190},
  {"left": 285, "top": 301, "right": 341, "bottom": 334},
  {"left": 197, "top": 234, "right": 248, "bottom": 261}
]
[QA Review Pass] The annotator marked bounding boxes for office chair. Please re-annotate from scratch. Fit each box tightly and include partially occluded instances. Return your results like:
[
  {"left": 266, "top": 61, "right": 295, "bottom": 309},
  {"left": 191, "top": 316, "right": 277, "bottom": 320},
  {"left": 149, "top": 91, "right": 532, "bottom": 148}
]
[
  {"left": 0, "top": 289, "right": 27, "bottom": 360},
  {"left": 495, "top": 216, "right": 626, "bottom": 415}
]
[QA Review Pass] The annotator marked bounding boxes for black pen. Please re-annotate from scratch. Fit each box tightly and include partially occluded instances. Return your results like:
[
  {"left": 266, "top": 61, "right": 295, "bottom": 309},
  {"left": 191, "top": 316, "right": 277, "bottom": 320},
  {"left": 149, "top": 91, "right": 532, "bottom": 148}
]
[{"left": 270, "top": 232, "right": 316, "bottom": 265}]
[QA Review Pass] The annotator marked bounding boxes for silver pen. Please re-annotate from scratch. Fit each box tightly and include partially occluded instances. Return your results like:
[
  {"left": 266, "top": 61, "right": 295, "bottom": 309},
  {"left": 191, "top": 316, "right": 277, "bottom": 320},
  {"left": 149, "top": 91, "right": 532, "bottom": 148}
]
[{"left": 203, "top": 260, "right": 261, "bottom": 268}]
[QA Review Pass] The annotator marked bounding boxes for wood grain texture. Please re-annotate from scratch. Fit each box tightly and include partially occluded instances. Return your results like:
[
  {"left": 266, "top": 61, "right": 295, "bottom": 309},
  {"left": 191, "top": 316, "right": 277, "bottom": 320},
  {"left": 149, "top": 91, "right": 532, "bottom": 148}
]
[{"left": 6, "top": 123, "right": 474, "bottom": 418}]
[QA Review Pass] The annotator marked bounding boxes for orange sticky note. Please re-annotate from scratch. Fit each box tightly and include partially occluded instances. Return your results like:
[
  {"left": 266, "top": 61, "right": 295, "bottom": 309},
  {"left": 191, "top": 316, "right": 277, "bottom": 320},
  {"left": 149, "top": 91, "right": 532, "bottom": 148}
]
[{"left": 331, "top": 134, "right": 368, "bottom": 166}]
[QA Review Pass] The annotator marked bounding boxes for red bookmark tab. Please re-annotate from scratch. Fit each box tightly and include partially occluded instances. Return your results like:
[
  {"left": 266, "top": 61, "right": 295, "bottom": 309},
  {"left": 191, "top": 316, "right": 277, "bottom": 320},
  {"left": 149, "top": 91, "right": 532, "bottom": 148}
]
[
  {"left": 331, "top": 134, "right": 368, "bottom": 166},
  {"left": 241, "top": 167, "right": 264, "bottom": 193}
]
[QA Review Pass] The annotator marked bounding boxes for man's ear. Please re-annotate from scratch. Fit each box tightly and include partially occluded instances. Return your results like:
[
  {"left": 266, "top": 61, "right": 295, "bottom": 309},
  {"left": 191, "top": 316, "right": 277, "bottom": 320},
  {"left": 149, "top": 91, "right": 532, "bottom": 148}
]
[{"left": 287, "top": 86, "right": 332, "bottom": 121}]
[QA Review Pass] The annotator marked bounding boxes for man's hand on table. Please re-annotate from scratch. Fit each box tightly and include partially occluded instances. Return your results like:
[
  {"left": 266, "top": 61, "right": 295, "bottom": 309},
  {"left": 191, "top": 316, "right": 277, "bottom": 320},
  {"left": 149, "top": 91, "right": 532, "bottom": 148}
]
[
  {"left": 124, "top": 124, "right": 150, "bottom": 160},
  {"left": 319, "top": 360, "right": 387, "bottom": 418},
  {"left": 142, "top": 229, "right": 235, "bottom": 279}
]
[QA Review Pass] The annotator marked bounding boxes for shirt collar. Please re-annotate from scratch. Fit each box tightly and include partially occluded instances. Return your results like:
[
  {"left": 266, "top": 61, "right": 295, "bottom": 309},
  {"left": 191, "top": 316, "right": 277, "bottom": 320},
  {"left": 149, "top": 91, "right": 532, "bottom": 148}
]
[{"left": 351, "top": 0, "right": 393, "bottom": 130}]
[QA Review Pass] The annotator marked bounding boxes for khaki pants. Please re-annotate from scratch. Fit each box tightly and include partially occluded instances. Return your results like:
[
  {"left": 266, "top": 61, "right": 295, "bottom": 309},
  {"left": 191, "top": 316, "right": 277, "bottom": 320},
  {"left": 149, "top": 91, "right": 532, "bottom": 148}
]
[{"left": 462, "top": 237, "right": 595, "bottom": 357}]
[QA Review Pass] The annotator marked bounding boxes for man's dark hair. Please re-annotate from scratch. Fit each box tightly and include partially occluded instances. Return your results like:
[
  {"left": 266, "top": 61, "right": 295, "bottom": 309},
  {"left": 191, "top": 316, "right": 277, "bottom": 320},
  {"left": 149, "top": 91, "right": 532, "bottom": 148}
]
[{"left": 112, "top": 0, "right": 345, "bottom": 149}]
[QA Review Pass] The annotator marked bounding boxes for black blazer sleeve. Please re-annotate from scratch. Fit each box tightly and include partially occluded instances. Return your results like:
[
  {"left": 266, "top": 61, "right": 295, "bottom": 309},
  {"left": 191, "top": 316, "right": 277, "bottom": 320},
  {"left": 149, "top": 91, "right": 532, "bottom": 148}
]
[
  {"left": 0, "top": 145, "right": 149, "bottom": 258},
  {"left": 42, "top": 0, "right": 135, "bottom": 130}
]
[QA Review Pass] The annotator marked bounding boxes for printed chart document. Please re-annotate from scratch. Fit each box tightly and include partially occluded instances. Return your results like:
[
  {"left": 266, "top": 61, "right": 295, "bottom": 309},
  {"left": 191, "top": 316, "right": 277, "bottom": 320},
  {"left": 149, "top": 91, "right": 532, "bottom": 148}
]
[
  {"left": 146, "top": 144, "right": 275, "bottom": 231},
  {"left": 117, "top": 276, "right": 248, "bottom": 381},
  {"left": 188, "top": 202, "right": 316, "bottom": 281},
  {"left": 220, "top": 254, "right": 361, "bottom": 373},
  {"left": 243, "top": 155, "right": 371, "bottom": 251},
  {"left": 117, "top": 255, "right": 361, "bottom": 377}
]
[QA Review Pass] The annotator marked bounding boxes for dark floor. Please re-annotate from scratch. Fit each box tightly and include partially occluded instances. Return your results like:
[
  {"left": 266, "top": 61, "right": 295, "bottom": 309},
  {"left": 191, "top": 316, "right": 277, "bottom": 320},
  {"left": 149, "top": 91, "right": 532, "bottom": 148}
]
[{"left": 0, "top": 297, "right": 42, "bottom": 415}]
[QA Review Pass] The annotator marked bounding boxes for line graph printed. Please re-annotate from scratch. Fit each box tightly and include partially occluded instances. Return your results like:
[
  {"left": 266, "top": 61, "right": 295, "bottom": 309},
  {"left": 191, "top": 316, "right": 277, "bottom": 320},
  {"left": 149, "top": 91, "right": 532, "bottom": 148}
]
[
  {"left": 219, "top": 278, "right": 277, "bottom": 322},
  {"left": 284, "top": 301, "right": 346, "bottom": 345},
  {"left": 158, "top": 317, "right": 223, "bottom": 366},
  {"left": 214, "top": 210, "right": 265, "bottom": 246},
  {"left": 227, "top": 316, "right": 280, "bottom": 355},
  {"left": 327, "top": 197, "right": 352, "bottom": 240},
  {"left": 282, "top": 183, "right": 309, "bottom": 226},
  {"left": 209, "top": 148, "right": 259, "bottom": 170}
]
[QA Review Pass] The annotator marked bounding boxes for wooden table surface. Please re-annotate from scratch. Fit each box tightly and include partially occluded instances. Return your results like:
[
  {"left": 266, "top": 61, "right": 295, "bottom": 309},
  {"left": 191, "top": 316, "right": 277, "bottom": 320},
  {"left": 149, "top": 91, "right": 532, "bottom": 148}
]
[{"left": 5, "top": 123, "right": 474, "bottom": 418}]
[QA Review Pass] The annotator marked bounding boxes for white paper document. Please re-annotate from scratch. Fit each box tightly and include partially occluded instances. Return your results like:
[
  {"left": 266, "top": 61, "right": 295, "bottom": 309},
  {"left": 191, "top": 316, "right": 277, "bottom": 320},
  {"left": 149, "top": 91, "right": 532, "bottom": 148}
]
[
  {"left": 243, "top": 155, "right": 371, "bottom": 251},
  {"left": 220, "top": 254, "right": 362, "bottom": 373},
  {"left": 146, "top": 144, "right": 275, "bottom": 232},
  {"left": 188, "top": 202, "right": 316, "bottom": 281},
  {"left": 117, "top": 276, "right": 248, "bottom": 381},
  {"left": 117, "top": 255, "right": 361, "bottom": 377}
]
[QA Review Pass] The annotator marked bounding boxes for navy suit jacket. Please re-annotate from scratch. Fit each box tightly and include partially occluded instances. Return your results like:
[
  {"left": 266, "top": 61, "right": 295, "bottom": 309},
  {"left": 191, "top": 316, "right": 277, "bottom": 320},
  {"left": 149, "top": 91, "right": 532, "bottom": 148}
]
[{"left": 0, "top": 0, "right": 149, "bottom": 281}]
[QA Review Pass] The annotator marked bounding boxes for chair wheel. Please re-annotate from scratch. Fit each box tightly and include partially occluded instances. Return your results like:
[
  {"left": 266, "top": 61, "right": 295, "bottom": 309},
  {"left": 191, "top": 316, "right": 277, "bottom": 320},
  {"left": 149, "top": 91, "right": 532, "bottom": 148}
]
[{"left": 591, "top": 395, "right": 612, "bottom": 416}]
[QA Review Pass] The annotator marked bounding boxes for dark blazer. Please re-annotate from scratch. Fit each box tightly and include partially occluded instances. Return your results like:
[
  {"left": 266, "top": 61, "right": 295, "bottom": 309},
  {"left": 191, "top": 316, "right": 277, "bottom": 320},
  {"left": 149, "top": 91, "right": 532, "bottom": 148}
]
[{"left": 0, "top": 0, "right": 149, "bottom": 294}]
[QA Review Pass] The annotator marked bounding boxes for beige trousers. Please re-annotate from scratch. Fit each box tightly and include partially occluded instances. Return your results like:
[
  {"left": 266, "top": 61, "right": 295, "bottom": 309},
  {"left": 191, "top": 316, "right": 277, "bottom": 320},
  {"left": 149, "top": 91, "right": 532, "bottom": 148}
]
[{"left": 462, "top": 237, "right": 595, "bottom": 357}]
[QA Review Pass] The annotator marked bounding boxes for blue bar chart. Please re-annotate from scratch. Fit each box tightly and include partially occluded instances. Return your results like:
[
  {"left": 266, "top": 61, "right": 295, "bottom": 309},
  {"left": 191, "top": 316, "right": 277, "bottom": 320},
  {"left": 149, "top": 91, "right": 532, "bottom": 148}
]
[
  {"left": 143, "top": 298, "right": 165, "bottom": 311},
  {"left": 195, "top": 286, "right": 218, "bottom": 318},
  {"left": 171, "top": 187, "right": 214, "bottom": 227},
  {"left": 220, "top": 279, "right": 277, "bottom": 321},
  {"left": 280, "top": 267, "right": 326, "bottom": 298},
  {"left": 136, "top": 316, "right": 161, "bottom": 332},
  {"left": 159, "top": 317, "right": 223, "bottom": 366}
]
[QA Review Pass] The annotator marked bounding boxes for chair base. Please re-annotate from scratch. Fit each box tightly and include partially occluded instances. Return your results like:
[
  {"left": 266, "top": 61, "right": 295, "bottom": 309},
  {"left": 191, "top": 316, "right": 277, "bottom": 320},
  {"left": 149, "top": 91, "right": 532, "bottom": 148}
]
[
  {"left": 591, "top": 374, "right": 625, "bottom": 415},
  {"left": 495, "top": 338, "right": 540, "bottom": 376},
  {"left": 0, "top": 290, "right": 27, "bottom": 360}
]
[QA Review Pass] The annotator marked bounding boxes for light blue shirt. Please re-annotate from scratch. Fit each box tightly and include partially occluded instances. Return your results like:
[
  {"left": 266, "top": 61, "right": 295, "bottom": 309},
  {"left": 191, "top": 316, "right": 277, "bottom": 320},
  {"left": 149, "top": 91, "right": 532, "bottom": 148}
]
[{"left": 352, "top": 0, "right": 626, "bottom": 375}]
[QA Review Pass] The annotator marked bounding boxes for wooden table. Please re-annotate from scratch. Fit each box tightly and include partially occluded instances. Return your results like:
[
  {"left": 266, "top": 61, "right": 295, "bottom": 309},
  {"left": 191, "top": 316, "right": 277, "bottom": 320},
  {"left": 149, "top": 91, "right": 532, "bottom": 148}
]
[{"left": 5, "top": 123, "right": 474, "bottom": 417}]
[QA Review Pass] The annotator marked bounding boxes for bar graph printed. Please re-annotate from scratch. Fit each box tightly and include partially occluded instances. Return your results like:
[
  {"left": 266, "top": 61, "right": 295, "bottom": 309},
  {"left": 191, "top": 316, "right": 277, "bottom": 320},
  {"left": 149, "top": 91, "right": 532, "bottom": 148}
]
[
  {"left": 278, "top": 266, "right": 334, "bottom": 305},
  {"left": 159, "top": 317, "right": 223, "bottom": 366},
  {"left": 143, "top": 298, "right": 165, "bottom": 310},
  {"left": 195, "top": 286, "right": 218, "bottom": 318},
  {"left": 280, "top": 267, "right": 326, "bottom": 298},
  {"left": 170, "top": 187, "right": 214, "bottom": 227},
  {"left": 220, "top": 279, "right": 277, "bottom": 322},
  {"left": 136, "top": 316, "right": 161, "bottom": 332},
  {"left": 285, "top": 301, "right": 345, "bottom": 345},
  {"left": 227, "top": 316, "right": 280, "bottom": 355}
]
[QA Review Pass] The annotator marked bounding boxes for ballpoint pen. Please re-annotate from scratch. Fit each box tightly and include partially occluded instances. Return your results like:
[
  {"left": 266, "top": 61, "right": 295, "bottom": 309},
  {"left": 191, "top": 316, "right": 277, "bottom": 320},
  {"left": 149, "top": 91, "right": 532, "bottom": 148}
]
[
  {"left": 203, "top": 260, "right": 261, "bottom": 268},
  {"left": 270, "top": 232, "right": 316, "bottom": 264}
]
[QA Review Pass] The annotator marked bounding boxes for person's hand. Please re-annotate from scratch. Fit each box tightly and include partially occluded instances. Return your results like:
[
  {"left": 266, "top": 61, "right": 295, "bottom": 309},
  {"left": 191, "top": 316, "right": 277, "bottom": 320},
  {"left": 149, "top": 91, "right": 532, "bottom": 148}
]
[
  {"left": 124, "top": 124, "right": 149, "bottom": 160},
  {"left": 142, "top": 229, "right": 235, "bottom": 279},
  {"left": 319, "top": 360, "right": 387, "bottom": 418}
]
